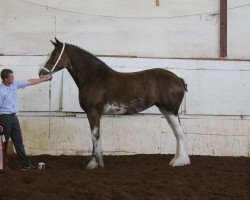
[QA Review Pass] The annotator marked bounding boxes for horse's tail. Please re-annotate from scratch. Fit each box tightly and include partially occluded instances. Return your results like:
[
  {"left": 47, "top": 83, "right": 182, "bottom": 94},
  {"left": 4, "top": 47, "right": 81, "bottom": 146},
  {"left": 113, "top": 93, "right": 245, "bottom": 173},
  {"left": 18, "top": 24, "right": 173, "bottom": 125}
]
[{"left": 180, "top": 78, "right": 188, "bottom": 92}]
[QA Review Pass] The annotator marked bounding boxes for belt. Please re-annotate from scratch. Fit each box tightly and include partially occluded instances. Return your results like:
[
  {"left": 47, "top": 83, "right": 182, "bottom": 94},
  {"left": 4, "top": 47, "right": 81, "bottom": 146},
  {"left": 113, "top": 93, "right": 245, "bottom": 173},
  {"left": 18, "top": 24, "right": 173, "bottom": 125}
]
[{"left": 0, "top": 113, "right": 16, "bottom": 116}]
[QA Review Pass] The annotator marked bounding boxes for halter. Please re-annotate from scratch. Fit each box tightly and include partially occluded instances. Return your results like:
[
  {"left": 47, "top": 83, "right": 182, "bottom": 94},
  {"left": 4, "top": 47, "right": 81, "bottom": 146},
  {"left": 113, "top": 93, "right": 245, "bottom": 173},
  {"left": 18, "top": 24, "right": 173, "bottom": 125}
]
[
  {"left": 42, "top": 43, "right": 65, "bottom": 73},
  {"left": 41, "top": 43, "right": 65, "bottom": 138}
]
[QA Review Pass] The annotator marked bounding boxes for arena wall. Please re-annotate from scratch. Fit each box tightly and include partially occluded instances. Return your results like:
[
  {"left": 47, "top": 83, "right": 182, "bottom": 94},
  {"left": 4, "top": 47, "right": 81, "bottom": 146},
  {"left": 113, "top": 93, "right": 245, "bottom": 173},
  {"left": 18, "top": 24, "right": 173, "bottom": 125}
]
[
  {"left": 0, "top": 0, "right": 249, "bottom": 157},
  {"left": 0, "top": 57, "right": 249, "bottom": 157}
]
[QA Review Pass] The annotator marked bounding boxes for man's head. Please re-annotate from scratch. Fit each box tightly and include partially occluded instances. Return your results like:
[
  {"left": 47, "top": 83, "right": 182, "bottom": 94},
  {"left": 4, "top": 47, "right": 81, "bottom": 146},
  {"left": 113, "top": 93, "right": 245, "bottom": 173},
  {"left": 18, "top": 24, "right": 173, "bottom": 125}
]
[{"left": 1, "top": 69, "right": 14, "bottom": 85}]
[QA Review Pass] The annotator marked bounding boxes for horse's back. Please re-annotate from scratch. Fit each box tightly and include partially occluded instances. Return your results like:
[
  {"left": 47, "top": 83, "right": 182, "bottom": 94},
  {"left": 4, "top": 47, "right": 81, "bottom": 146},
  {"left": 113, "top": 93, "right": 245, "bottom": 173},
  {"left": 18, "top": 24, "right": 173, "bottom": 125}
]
[{"left": 115, "top": 68, "right": 185, "bottom": 93}]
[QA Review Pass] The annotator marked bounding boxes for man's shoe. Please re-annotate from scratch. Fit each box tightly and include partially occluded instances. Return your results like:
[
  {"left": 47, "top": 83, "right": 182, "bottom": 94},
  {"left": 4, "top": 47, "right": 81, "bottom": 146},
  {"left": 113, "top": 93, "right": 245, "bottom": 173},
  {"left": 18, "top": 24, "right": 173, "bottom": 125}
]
[{"left": 22, "top": 164, "right": 37, "bottom": 170}]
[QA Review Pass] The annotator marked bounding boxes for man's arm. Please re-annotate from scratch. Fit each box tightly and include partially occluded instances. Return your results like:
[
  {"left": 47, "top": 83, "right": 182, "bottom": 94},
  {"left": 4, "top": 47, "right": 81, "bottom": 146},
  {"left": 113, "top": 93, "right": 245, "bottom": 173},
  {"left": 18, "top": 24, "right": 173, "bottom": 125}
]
[{"left": 27, "top": 75, "right": 52, "bottom": 86}]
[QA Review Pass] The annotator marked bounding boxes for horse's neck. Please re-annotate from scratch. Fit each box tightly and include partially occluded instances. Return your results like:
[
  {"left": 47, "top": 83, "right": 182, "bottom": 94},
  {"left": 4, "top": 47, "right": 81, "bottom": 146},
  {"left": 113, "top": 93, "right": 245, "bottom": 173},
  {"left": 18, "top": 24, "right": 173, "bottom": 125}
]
[
  {"left": 66, "top": 46, "right": 112, "bottom": 88},
  {"left": 66, "top": 65, "right": 81, "bottom": 87}
]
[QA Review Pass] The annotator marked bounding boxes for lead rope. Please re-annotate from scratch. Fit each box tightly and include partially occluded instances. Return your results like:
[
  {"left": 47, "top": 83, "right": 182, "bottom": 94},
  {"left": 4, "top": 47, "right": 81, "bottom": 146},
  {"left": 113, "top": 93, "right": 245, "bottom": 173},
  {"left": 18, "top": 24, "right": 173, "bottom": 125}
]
[
  {"left": 42, "top": 43, "right": 65, "bottom": 138},
  {"left": 48, "top": 75, "right": 52, "bottom": 138}
]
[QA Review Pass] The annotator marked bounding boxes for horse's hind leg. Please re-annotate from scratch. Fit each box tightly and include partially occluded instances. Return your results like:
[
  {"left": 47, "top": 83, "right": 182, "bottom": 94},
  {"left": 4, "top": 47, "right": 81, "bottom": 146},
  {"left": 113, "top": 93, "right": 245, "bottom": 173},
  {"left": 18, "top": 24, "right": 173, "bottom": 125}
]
[
  {"left": 84, "top": 110, "right": 104, "bottom": 169},
  {"left": 160, "top": 109, "right": 190, "bottom": 166}
]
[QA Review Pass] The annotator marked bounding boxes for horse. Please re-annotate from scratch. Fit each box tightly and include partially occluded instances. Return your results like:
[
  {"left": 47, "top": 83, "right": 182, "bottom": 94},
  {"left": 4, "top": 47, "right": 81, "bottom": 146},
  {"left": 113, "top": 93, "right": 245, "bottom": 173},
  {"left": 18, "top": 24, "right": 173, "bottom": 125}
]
[{"left": 39, "top": 38, "right": 190, "bottom": 169}]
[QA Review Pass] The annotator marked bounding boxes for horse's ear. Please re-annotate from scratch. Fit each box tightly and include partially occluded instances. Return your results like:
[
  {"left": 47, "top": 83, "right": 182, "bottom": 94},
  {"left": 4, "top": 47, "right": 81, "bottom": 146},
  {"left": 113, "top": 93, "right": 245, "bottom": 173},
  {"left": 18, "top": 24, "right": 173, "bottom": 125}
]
[
  {"left": 55, "top": 37, "right": 62, "bottom": 45},
  {"left": 51, "top": 40, "right": 57, "bottom": 46}
]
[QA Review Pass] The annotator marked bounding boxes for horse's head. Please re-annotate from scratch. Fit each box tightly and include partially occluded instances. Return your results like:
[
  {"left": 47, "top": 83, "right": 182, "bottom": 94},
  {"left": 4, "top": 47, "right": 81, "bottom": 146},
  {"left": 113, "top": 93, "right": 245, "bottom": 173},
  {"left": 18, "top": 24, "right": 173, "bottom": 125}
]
[{"left": 39, "top": 38, "right": 70, "bottom": 77}]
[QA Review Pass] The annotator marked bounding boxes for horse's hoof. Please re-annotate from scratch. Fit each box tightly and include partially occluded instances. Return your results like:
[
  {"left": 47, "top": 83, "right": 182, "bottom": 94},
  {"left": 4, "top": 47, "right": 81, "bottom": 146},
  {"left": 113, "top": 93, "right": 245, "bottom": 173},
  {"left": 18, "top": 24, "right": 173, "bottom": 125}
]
[
  {"left": 169, "top": 155, "right": 190, "bottom": 167},
  {"left": 84, "top": 157, "right": 98, "bottom": 169}
]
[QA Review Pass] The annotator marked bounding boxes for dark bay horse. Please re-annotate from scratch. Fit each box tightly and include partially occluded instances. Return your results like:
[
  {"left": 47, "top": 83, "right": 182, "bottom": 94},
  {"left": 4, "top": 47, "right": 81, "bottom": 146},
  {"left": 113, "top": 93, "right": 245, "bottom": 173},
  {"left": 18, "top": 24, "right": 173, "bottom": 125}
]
[{"left": 39, "top": 38, "right": 190, "bottom": 169}]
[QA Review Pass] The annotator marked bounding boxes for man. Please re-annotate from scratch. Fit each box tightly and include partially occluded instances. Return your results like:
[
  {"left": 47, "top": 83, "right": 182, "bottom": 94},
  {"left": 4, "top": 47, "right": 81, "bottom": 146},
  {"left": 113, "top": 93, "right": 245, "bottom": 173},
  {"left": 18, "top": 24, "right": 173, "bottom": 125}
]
[{"left": 0, "top": 68, "right": 52, "bottom": 170}]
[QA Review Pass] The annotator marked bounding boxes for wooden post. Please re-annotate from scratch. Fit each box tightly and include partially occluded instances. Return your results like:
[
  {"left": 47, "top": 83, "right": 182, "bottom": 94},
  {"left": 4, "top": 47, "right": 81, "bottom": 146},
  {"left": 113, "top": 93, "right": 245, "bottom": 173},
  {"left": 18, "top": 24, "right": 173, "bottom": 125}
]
[{"left": 220, "top": 0, "right": 227, "bottom": 58}]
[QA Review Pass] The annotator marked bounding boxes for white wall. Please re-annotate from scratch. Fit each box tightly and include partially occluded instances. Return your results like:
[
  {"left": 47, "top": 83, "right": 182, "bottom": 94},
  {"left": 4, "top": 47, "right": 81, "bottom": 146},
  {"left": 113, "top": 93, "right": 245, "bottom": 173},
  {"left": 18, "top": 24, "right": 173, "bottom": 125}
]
[
  {"left": 0, "top": 0, "right": 231, "bottom": 58},
  {"left": 0, "top": 0, "right": 250, "bottom": 157},
  {"left": 228, "top": 0, "right": 250, "bottom": 58},
  {"left": 0, "top": 57, "right": 249, "bottom": 157},
  {"left": 2, "top": 1, "right": 250, "bottom": 58}
]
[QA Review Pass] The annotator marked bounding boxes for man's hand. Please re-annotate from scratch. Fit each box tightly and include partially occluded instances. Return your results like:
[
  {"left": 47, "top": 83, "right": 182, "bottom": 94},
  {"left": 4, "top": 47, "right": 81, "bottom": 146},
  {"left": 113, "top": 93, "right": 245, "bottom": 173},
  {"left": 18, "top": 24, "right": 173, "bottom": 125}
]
[
  {"left": 28, "top": 75, "right": 53, "bottom": 85},
  {"left": 40, "top": 74, "right": 53, "bottom": 81}
]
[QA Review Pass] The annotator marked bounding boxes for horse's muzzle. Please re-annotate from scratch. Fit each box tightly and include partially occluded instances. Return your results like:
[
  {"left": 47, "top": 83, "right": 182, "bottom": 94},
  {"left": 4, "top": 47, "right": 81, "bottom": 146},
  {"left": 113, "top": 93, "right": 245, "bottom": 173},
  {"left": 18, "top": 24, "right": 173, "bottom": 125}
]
[{"left": 39, "top": 69, "right": 50, "bottom": 76}]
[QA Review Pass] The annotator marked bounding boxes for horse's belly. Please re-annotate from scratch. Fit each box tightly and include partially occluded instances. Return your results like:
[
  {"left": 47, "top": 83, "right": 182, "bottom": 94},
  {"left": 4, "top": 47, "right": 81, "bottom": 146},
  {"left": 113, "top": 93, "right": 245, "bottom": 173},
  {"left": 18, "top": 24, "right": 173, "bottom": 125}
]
[
  {"left": 102, "top": 99, "right": 146, "bottom": 115},
  {"left": 103, "top": 103, "right": 127, "bottom": 115}
]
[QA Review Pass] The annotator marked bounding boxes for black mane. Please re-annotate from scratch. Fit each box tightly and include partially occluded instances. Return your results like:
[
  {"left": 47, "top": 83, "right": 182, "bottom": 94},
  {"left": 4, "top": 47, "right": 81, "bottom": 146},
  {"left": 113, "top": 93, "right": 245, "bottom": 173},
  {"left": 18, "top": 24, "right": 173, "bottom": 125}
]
[{"left": 68, "top": 43, "right": 107, "bottom": 66}]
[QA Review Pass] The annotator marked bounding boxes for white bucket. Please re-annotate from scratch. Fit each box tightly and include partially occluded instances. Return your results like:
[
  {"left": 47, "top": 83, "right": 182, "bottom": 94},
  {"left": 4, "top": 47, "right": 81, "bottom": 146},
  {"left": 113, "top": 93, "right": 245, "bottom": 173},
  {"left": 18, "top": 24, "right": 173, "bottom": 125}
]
[{"left": 38, "top": 162, "right": 45, "bottom": 170}]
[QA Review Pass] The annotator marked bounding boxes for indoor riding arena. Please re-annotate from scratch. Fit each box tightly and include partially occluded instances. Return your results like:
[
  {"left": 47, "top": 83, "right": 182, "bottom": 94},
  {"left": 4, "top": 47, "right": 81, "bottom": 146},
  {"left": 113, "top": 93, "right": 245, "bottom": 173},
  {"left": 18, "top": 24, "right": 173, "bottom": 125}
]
[{"left": 0, "top": 1, "right": 249, "bottom": 200}]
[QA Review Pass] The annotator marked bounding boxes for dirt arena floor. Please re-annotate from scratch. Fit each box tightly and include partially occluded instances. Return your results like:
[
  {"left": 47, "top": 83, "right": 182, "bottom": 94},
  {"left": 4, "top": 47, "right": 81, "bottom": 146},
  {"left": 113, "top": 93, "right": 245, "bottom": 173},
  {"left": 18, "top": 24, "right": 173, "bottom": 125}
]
[{"left": 0, "top": 154, "right": 249, "bottom": 200}]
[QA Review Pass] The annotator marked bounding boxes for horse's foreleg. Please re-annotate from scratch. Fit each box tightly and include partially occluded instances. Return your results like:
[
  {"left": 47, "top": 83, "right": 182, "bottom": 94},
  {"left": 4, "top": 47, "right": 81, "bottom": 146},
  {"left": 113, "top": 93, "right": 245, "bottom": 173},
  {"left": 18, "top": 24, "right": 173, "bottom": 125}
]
[
  {"left": 160, "top": 109, "right": 190, "bottom": 166},
  {"left": 85, "top": 111, "right": 104, "bottom": 169}
]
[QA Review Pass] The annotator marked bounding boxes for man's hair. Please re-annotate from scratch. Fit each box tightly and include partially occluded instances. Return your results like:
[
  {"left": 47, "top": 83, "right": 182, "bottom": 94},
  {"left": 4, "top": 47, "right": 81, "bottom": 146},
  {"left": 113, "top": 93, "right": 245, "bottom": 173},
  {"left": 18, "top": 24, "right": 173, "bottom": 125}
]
[{"left": 1, "top": 69, "right": 13, "bottom": 80}]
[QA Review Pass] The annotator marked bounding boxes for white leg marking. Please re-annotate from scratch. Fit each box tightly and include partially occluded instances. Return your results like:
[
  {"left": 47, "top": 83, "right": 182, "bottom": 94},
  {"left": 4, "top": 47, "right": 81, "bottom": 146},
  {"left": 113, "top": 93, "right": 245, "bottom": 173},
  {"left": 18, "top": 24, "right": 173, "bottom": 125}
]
[
  {"left": 166, "top": 114, "right": 190, "bottom": 166},
  {"left": 88, "top": 127, "right": 104, "bottom": 168},
  {"left": 160, "top": 108, "right": 190, "bottom": 167},
  {"left": 85, "top": 157, "right": 98, "bottom": 170},
  {"left": 85, "top": 126, "right": 104, "bottom": 169}
]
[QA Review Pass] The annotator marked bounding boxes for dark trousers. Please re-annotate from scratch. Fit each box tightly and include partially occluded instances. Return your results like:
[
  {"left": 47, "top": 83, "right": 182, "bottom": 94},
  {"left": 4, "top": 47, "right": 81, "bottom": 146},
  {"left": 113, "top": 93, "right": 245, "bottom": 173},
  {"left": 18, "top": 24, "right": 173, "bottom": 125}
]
[{"left": 0, "top": 114, "right": 30, "bottom": 168}]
